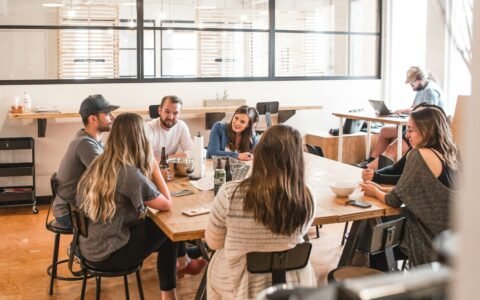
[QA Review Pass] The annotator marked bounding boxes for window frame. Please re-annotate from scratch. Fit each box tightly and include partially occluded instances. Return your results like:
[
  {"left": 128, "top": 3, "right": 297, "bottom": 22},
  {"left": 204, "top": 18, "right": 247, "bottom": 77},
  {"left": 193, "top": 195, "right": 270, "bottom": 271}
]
[{"left": 0, "top": 0, "right": 381, "bottom": 85}]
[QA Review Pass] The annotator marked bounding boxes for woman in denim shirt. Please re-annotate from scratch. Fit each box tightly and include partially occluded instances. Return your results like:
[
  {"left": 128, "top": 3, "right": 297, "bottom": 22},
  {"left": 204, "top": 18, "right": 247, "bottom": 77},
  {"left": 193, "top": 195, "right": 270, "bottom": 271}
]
[{"left": 207, "top": 105, "right": 259, "bottom": 161}]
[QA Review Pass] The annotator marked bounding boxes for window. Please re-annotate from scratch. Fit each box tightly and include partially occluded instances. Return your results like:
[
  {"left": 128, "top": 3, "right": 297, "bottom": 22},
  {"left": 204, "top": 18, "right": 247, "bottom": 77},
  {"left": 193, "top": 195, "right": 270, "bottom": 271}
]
[{"left": 0, "top": 0, "right": 380, "bottom": 83}]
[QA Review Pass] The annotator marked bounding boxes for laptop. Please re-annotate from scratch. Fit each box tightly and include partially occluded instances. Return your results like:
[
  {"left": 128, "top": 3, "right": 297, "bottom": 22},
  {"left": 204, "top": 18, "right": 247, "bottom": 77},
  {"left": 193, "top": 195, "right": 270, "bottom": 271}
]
[{"left": 368, "top": 100, "right": 392, "bottom": 116}]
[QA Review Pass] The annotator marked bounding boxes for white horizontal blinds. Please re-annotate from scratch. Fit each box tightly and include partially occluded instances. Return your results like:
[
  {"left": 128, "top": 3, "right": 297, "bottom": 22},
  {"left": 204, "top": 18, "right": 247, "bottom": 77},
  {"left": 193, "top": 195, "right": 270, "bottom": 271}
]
[
  {"left": 58, "top": 4, "right": 119, "bottom": 79},
  {"left": 196, "top": 8, "right": 267, "bottom": 77},
  {"left": 276, "top": 0, "right": 348, "bottom": 76}
]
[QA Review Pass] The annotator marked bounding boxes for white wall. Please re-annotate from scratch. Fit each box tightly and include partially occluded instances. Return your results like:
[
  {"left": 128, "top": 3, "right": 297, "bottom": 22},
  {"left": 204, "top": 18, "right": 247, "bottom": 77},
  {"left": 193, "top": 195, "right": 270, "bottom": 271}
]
[
  {"left": 454, "top": 1, "right": 479, "bottom": 298},
  {"left": 0, "top": 79, "right": 381, "bottom": 196}
]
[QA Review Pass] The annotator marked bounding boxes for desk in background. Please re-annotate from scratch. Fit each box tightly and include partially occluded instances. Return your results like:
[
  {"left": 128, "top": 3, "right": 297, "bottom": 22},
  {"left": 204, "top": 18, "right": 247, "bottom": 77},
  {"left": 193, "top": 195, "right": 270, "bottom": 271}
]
[
  {"left": 332, "top": 112, "right": 408, "bottom": 163},
  {"left": 8, "top": 105, "right": 321, "bottom": 137}
]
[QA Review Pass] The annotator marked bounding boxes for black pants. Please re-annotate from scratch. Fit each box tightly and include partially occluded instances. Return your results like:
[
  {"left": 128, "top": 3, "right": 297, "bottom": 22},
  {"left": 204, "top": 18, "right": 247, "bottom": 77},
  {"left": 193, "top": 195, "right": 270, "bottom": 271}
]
[{"left": 88, "top": 217, "right": 178, "bottom": 291}]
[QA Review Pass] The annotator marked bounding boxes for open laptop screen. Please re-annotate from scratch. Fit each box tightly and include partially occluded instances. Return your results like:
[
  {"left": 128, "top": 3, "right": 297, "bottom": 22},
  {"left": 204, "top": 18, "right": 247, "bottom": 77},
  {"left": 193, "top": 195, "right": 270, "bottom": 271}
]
[{"left": 368, "top": 100, "right": 391, "bottom": 116}]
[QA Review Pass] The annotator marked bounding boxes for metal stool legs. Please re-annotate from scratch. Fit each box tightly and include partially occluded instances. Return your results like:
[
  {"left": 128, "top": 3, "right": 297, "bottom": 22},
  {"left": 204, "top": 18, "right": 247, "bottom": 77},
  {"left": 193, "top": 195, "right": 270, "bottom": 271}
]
[
  {"left": 48, "top": 232, "right": 61, "bottom": 295},
  {"left": 341, "top": 222, "right": 350, "bottom": 246}
]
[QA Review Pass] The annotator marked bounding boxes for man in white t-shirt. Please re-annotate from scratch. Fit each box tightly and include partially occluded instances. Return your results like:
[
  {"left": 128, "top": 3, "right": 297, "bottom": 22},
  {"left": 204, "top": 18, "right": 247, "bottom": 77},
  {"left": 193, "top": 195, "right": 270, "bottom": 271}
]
[{"left": 146, "top": 95, "right": 194, "bottom": 159}]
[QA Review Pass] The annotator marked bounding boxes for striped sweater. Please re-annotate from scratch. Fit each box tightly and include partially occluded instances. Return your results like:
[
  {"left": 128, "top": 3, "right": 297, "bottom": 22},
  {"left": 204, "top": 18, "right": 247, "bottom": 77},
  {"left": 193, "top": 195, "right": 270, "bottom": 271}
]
[{"left": 206, "top": 181, "right": 317, "bottom": 300}]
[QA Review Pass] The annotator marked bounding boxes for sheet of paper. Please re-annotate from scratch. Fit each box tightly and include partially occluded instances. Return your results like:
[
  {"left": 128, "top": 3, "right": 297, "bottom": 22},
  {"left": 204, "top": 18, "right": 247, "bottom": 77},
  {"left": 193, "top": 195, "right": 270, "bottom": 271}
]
[{"left": 189, "top": 175, "right": 214, "bottom": 191}]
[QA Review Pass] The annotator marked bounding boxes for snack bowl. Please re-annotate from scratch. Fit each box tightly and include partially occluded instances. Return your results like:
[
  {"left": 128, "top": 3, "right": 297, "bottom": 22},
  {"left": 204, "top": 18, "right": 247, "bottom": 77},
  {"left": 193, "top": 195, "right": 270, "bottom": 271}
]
[
  {"left": 330, "top": 181, "right": 357, "bottom": 198},
  {"left": 168, "top": 157, "right": 194, "bottom": 177}
]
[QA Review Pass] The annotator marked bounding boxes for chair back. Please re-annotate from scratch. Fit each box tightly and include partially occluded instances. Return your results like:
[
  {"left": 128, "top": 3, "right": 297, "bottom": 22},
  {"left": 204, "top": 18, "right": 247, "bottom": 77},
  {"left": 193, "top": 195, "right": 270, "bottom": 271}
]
[
  {"left": 256, "top": 101, "right": 279, "bottom": 128},
  {"left": 45, "top": 173, "right": 58, "bottom": 228},
  {"left": 247, "top": 242, "right": 312, "bottom": 285},
  {"left": 305, "top": 144, "right": 324, "bottom": 157},
  {"left": 68, "top": 203, "right": 88, "bottom": 276},
  {"left": 358, "top": 217, "right": 406, "bottom": 271},
  {"left": 149, "top": 105, "right": 160, "bottom": 119}
]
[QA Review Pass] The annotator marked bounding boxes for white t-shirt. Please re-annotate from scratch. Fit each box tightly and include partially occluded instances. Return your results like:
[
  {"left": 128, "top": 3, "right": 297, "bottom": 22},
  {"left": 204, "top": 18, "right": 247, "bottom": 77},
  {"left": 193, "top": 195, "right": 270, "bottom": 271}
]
[{"left": 146, "top": 118, "right": 194, "bottom": 157}]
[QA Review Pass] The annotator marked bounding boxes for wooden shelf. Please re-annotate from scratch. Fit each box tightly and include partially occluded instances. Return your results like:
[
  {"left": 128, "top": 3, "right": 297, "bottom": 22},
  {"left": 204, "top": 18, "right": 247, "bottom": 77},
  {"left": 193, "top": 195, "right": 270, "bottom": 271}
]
[{"left": 9, "top": 104, "right": 322, "bottom": 137}]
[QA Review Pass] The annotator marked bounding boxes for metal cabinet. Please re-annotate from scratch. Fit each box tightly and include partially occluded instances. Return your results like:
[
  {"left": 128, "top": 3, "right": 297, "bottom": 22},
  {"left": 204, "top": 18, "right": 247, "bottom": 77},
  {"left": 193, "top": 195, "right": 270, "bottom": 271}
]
[{"left": 0, "top": 137, "right": 37, "bottom": 213}]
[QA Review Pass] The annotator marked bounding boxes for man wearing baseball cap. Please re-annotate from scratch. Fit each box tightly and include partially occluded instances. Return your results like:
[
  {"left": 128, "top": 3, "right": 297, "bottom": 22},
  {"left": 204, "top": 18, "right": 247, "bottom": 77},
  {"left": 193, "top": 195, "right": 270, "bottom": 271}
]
[
  {"left": 357, "top": 66, "right": 445, "bottom": 169},
  {"left": 52, "top": 94, "right": 119, "bottom": 228}
]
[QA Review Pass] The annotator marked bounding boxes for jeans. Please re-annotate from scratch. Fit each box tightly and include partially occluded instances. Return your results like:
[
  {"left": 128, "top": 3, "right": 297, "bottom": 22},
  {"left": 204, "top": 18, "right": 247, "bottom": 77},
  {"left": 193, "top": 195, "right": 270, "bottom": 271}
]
[{"left": 87, "top": 217, "right": 178, "bottom": 291}]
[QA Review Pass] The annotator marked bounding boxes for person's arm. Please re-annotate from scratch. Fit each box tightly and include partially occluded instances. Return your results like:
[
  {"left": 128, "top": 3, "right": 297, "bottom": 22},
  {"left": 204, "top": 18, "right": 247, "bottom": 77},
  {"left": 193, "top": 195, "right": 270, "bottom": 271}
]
[
  {"left": 77, "top": 139, "right": 102, "bottom": 167},
  {"left": 371, "top": 154, "right": 408, "bottom": 185},
  {"left": 395, "top": 107, "right": 413, "bottom": 114},
  {"left": 206, "top": 123, "right": 239, "bottom": 159},
  {"left": 147, "top": 161, "right": 172, "bottom": 211},
  {"left": 205, "top": 185, "right": 228, "bottom": 250}
]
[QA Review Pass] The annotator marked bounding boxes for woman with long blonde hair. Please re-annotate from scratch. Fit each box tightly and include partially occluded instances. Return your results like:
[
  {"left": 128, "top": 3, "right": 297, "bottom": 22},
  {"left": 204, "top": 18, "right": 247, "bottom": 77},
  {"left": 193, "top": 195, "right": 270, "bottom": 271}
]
[
  {"left": 205, "top": 124, "right": 316, "bottom": 299},
  {"left": 76, "top": 113, "right": 178, "bottom": 300}
]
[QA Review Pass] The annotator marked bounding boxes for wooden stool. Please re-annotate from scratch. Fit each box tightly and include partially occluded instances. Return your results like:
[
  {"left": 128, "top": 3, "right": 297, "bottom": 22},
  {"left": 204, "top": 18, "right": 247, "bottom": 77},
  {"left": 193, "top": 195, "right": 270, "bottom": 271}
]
[{"left": 328, "top": 266, "right": 384, "bottom": 283}]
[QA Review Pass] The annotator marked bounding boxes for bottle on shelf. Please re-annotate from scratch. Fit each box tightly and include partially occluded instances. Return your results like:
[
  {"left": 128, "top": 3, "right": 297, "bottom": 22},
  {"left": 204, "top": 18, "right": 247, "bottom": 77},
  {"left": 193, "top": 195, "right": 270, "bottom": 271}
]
[
  {"left": 23, "top": 92, "right": 32, "bottom": 112},
  {"left": 214, "top": 158, "right": 226, "bottom": 196},
  {"left": 159, "top": 147, "right": 172, "bottom": 182},
  {"left": 225, "top": 157, "right": 232, "bottom": 182}
]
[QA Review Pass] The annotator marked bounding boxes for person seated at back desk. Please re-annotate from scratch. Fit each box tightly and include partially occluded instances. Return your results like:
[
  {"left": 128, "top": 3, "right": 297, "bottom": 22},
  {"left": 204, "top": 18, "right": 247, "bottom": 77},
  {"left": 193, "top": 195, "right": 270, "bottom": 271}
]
[
  {"left": 361, "top": 106, "right": 459, "bottom": 266},
  {"left": 207, "top": 105, "right": 259, "bottom": 161},
  {"left": 357, "top": 66, "right": 446, "bottom": 170},
  {"left": 146, "top": 95, "right": 193, "bottom": 159}
]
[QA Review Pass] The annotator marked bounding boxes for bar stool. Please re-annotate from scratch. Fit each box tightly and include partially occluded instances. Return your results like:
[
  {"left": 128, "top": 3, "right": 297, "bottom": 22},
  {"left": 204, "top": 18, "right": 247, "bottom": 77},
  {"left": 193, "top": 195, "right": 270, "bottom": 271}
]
[{"left": 46, "top": 173, "right": 83, "bottom": 295}]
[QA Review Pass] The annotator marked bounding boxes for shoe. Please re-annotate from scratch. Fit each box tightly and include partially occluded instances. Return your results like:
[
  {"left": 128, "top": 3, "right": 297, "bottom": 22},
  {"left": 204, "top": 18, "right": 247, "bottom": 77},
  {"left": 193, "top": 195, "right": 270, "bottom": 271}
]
[
  {"left": 186, "top": 245, "right": 202, "bottom": 259},
  {"left": 177, "top": 258, "right": 207, "bottom": 279},
  {"left": 354, "top": 159, "right": 370, "bottom": 169}
]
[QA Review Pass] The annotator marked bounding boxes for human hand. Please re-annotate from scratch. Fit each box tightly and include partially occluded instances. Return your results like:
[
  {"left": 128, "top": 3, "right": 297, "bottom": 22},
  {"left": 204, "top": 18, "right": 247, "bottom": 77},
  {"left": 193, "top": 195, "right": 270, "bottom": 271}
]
[
  {"left": 362, "top": 169, "right": 374, "bottom": 181},
  {"left": 237, "top": 152, "right": 253, "bottom": 161},
  {"left": 360, "top": 181, "right": 381, "bottom": 198}
]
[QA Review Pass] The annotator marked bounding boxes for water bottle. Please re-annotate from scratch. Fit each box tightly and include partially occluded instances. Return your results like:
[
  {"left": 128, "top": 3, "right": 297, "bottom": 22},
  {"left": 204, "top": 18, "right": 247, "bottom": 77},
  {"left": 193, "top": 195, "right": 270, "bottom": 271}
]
[
  {"left": 214, "top": 158, "right": 226, "bottom": 196},
  {"left": 23, "top": 92, "right": 32, "bottom": 112}
]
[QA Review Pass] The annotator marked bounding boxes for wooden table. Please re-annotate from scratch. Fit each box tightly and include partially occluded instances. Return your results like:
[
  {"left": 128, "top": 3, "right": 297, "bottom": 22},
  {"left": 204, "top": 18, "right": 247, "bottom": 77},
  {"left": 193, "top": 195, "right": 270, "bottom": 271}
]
[
  {"left": 148, "top": 154, "right": 401, "bottom": 299},
  {"left": 8, "top": 105, "right": 322, "bottom": 137},
  {"left": 332, "top": 112, "right": 408, "bottom": 163}
]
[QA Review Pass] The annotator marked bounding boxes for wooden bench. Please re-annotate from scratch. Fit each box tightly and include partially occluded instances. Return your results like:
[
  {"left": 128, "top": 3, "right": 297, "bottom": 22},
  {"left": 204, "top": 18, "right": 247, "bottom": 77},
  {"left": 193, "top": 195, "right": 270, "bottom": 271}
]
[{"left": 305, "top": 132, "right": 378, "bottom": 164}]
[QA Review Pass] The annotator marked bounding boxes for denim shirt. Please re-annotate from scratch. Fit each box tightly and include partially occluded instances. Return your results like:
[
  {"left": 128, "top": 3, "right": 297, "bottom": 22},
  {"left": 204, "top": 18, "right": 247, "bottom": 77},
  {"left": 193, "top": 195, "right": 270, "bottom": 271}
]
[{"left": 206, "top": 122, "right": 258, "bottom": 159}]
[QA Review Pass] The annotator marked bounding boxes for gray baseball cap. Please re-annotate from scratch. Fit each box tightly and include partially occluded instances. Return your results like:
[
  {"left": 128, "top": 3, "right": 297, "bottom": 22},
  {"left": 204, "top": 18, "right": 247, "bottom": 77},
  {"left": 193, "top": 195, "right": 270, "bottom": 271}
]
[{"left": 79, "top": 94, "right": 120, "bottom": 118}]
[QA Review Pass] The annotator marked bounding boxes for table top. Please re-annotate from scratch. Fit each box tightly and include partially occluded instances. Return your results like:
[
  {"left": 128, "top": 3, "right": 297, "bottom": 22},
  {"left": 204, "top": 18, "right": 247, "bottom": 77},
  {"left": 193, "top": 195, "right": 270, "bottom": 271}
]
[
  {"left": 148, "top": 154, "right": 401, "bottom": 242},
  {"left": 8, "top": 105, "right": 322, "bottom": 120},
  {"left": 332, "top": 112, "right": 409, "bottom": 125}
]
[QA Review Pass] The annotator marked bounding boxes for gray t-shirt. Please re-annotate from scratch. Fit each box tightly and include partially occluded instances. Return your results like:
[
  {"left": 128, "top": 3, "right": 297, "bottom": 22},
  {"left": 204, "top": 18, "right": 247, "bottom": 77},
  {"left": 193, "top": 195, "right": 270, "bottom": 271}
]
[
  {"left": 53, "top": 129, "right": 104, "bottom": 218},
  {"left": 412, "top": 80, "right": 446, "bottom": 112},
  {"left": 77, "top": 165, "right": 160, "bottom": 262}
]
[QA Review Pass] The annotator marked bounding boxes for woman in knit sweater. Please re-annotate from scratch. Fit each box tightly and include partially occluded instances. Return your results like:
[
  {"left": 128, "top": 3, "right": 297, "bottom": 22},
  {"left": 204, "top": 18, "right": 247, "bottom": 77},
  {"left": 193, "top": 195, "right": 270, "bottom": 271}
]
[
  {"left": 205, "top": 125, "right": 317, "bottom": 299},
  {"left": 361, "top": 106, "right": 459, "bottom": 266}
]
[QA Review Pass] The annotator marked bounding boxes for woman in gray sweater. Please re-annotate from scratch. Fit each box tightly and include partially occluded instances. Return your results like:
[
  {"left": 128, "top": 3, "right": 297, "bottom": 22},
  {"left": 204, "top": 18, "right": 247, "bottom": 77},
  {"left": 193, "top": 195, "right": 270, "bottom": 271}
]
[{"left": 361, "top": 106, "right": 459, "bottom": 266}]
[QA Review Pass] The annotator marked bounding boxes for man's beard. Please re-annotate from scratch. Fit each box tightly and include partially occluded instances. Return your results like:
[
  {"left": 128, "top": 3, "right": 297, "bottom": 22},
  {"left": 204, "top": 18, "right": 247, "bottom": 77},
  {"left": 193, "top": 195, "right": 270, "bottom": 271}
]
[
  {"left": 413, "top": 82, "right": 426, "bottom": 91},
  {"left": 160, "top": 117, "right": 177, "bottom": 129},
  {"left": 98, "top": 124, "right": 111, "bottom": 132}
]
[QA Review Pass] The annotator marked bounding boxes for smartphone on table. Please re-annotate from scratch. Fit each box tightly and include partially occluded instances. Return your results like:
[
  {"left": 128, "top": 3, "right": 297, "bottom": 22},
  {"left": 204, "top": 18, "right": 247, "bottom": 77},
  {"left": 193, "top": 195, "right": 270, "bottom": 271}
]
[{"left": 346, "top": 199, "right": 372, "bottom": 208}]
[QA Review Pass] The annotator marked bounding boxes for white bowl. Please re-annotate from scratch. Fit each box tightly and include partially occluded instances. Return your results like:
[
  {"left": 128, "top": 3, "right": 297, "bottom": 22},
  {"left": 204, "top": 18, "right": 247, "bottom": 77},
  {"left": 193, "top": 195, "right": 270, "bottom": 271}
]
[{"left": 330, "top": 181, "right": 357, "bottom": 197}]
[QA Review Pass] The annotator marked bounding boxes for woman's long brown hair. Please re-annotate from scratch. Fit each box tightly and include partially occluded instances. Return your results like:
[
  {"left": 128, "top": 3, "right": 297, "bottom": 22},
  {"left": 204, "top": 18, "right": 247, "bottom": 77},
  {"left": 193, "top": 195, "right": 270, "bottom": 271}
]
[
  {"left": 77, "top": 113, "right": 154, "bottom": 223},
  {"left": 233, "top": 124, "right": 314, "bottom": 235},
  {"left": 411, "top": 107, "right": 459, "bottom": 169},
  {"left": 227, "top": 105, "right": 259, "bottom": 153}
]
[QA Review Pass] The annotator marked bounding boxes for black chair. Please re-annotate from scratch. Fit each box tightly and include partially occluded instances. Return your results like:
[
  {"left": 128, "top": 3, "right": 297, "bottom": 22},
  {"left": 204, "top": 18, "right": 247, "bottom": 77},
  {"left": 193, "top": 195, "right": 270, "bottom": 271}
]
[
  {"left": 328, "top": 217, "right": 407, "bottom": 282},
  {"left": 305, "top": 144, "right": 324, "bottom": 239},
  {"left": 46, "top": 173, "right": 83, "bottom": 295},
  {"left": 247, "top": 242, "right": 312, "bottom": 285},
  {"left": 68, "top": 203, "right": 145, "bottom": 300},
  {"left": 256, "top": 101, "right": 279, "bottom": 134},
  {"left": 149, "top": 105, "right": 160, "bottom": 119}
]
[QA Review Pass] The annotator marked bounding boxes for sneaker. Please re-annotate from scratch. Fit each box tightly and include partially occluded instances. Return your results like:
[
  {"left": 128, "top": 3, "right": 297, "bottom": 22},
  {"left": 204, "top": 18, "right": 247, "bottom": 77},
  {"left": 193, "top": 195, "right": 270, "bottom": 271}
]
[{"left": 177, "top": 258, "right": 207, "bottom": 279}]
